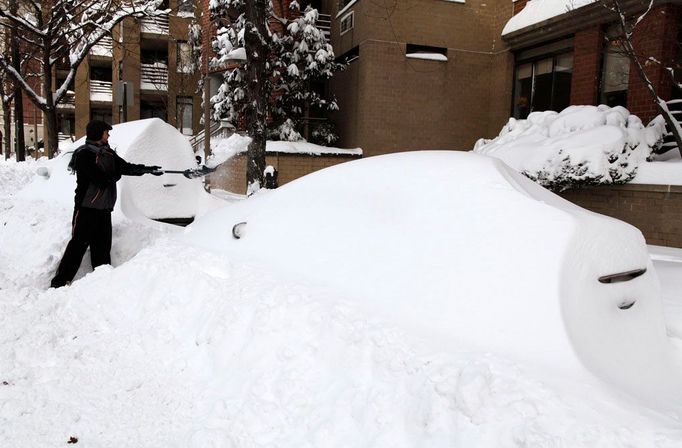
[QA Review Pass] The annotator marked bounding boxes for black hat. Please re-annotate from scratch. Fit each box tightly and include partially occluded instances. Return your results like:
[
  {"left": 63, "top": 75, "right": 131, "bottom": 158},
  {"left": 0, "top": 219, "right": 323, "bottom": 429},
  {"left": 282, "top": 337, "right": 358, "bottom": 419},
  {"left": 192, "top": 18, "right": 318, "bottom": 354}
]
[{"left": 86, "top": 120, "right": 113, "bottom": 141}]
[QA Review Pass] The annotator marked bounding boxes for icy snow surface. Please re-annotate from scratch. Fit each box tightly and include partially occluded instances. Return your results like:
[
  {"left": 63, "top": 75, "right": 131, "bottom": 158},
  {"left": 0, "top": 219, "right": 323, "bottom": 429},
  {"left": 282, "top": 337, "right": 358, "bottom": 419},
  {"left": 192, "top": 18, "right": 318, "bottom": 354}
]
[
  {"left": 474, "top": 106, "right": 670, "bottom": 188},
  {"left": 503, "top": 0, "right": 597, "bottom": 35},
  {"left": 2, "top": 152, "right": 682, "bottom": 446}
]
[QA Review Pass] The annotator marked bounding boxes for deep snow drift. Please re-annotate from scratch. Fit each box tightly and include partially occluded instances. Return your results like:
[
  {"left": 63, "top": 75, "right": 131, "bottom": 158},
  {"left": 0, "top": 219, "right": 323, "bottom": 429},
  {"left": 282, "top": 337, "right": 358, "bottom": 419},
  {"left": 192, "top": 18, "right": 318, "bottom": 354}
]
[
  {"left": 2, "top": 151, "right": 682, "bottom": 446},
  {"left": 474, "top": 105, "right": 669, "bottom": 188}
]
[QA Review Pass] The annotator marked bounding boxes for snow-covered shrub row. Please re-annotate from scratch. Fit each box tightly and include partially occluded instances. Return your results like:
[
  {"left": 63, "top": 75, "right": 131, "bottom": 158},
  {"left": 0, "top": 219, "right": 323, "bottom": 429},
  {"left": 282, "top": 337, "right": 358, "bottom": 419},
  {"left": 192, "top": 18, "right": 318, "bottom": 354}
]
[{"left": 474, "top": 105, "right": 666, "bottom": 190}]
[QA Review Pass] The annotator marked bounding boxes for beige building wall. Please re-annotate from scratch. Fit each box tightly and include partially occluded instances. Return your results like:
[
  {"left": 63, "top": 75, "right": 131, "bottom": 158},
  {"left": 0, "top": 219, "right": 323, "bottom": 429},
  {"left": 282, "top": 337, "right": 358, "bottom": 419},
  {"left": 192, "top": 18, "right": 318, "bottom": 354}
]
[{"left": 328, "top": 0, "right": 514, "bottom": 157}]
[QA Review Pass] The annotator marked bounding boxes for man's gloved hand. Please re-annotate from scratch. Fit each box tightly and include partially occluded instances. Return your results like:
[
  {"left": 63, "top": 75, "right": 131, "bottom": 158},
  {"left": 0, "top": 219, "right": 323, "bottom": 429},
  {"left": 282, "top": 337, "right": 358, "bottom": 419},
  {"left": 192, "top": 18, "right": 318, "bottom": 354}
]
[{"left": 146, "top": 165, "right": 163, "bottom": 176}]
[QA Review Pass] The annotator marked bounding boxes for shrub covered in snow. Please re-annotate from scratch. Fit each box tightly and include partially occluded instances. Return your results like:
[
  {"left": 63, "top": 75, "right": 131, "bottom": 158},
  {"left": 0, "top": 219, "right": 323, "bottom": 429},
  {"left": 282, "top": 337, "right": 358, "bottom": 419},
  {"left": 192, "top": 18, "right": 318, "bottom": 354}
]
[{"left": 474, "top": 105, "right": 666, "bottom": 190}]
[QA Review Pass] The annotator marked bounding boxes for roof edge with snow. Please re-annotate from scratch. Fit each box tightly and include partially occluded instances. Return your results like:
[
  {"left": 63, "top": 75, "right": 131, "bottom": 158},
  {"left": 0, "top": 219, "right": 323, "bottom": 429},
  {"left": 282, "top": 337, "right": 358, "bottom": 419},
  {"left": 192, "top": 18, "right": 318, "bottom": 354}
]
[{"left": 501, "top": 0, "right": 661, "bottom": 49}]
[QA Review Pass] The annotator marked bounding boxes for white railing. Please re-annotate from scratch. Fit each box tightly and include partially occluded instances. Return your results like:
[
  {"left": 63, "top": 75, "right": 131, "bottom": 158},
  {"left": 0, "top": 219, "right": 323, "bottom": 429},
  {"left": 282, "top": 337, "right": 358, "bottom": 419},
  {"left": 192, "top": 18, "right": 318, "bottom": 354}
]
[
  {"left": 141, "top": 15, "right": 169, "bottom": 34},
  {"left": 189, "top": 120, "right": 234, "bottom": 154},
  {"left": 141, "top": 62, "right": 168, "bottom": 91},
  {"left": 90, "top": 80, "right": 113, "bottom": 102},
  {"left": 57, "top": 91, "right": 75, "bottom": 109},
  {"left": 318, "top": 13, "right": 331, "bottom": 40},
  {"left": 91, "top": 36, "right": 113, "bottom": 57}
]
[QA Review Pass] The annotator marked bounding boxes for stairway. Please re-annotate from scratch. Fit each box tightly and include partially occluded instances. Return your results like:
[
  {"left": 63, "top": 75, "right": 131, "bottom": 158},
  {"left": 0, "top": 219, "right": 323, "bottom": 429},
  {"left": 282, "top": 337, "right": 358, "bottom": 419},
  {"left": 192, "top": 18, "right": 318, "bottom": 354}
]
[{"left": 660, "top": 99, "right": 682, "bottom": 155}]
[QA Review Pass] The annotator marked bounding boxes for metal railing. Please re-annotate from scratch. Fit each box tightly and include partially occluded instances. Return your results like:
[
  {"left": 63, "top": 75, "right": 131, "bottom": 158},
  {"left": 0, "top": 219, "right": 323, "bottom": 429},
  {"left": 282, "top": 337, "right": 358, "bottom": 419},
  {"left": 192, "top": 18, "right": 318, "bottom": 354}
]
[
  {"left": 90, "top": 80, "right": 113, "bottom": 102},
  {"left": 317, "top": 13, "right": 331, "bottom": 40},
  {"left": 189, "top": 120, "right": 235, "bottom": 154},
  {"left": 140, "top": 62, "right": 168, "bottom": 91},
  {"left": 91, "top": 36, "right": 113, "bottom": 57},
  {"left": 140, "top": 15, "right": 169, "bottom": 34},
  {"left": 57, "top": 92, "right": 75, "bottom": 108}
]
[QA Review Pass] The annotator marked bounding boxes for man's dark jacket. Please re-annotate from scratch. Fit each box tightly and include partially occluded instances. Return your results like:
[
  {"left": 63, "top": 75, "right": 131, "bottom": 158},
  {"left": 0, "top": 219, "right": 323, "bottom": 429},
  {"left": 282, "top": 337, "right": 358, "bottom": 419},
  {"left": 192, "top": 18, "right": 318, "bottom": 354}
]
[{"left": 70, "top": 140, "right": 148, "bottom": 211}]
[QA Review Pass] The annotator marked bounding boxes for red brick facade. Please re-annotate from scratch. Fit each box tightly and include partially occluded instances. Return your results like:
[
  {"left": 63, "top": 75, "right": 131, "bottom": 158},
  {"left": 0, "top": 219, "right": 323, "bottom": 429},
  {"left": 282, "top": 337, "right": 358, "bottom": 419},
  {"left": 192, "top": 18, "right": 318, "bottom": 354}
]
[
  {"left": 627, "top": 3, "right": 681, "bottom": 123},
  {"left": 569, "top": 26, "right": 602, "bottom": 106}
]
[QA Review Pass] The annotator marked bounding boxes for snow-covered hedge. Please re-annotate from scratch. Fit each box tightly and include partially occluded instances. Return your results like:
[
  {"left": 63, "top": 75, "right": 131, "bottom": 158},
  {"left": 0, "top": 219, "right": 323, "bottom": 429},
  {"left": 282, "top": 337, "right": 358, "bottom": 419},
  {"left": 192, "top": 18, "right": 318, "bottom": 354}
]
[{"left": 474, "top": 105, "right": 666, "bottom": 190}]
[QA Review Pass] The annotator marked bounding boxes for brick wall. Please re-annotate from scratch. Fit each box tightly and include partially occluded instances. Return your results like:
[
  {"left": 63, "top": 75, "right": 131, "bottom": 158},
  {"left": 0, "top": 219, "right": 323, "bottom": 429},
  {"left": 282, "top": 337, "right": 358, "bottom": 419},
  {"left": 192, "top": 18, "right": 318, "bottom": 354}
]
[
  {"left": 560, "top": 184, "right": 682, "bottom": 248},
  {"left": 628, "top": 4, "right": 681, "bottom": 123},
  {"left": 570, "top": 26, "right": 602, "bottom": 106},
  {"left": 513, "top": 0, "right": 529, "bottom": 15},
  {"left": 209, "top": 152, "right": 361, "bottom": 194}
]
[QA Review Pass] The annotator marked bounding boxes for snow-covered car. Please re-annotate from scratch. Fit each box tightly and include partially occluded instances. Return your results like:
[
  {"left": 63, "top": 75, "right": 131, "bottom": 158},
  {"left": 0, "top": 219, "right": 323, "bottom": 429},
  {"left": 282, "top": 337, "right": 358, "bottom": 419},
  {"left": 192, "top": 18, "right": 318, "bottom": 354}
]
[
  {"left": 185, "top": 150, "right": 682, "bottom": 411},
  {"left": 22, "top": 118, "right": 221, "bottom": 221}
]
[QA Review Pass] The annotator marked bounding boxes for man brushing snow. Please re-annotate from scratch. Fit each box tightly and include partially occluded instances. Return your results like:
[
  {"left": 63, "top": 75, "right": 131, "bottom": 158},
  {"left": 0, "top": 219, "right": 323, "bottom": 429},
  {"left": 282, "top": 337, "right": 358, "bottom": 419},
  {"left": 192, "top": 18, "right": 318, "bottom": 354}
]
[{"left": 50, "top": 120, "right": 162, "bottom": 288}]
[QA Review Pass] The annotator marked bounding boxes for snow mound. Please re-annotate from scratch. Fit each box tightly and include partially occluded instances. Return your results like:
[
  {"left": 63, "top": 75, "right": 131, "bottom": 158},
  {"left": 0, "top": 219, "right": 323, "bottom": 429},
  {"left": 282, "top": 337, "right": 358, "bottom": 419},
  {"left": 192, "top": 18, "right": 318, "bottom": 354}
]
[
  {"left": 184, "top": 150, "right": 682, "bottom": 412},
  {"left": 474, "top": 106, "right": 666, "bottom": 189}
]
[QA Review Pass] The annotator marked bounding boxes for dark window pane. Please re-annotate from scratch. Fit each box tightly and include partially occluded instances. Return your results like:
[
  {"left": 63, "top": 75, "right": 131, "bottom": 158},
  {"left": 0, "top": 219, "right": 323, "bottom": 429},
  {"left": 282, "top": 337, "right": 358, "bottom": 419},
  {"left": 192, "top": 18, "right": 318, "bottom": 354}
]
[{"left": 514, "top": 63, "right": 533, "bottom": 119}]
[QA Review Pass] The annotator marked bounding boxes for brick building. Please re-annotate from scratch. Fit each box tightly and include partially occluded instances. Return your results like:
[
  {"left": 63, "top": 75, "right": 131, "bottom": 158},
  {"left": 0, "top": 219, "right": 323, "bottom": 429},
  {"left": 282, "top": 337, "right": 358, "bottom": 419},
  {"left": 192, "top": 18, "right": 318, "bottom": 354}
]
[
  {"left": 69, "top": 0, "right": 203, "bottom": 141},
  {"left": 327, "top": 0, "right": 514, "bottom": 157},
  {"left": 503, "top": 0, "right": 681, "bottom": 124}
]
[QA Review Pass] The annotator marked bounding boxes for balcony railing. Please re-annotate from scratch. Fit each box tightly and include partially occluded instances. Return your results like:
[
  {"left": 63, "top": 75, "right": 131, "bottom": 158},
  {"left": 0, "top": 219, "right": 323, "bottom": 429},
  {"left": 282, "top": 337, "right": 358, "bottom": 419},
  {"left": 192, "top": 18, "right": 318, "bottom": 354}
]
[
  {"left": 317, "top": 13, "right": 331, "bottom": 40},
  {"left": 140, "top": 15, "right": 169, "bottom": 35},
  {"left": 90, "top": 80, "right": 113, "bottom": 102},
  {"left": 57, "top": 91, "right": 76, "bottom": 109},
  {"left": 141, "top": 62, "right": 168, "bottom": 91},
  {"left": 90, "top": 36, "right": 113, "bottom": 57}
]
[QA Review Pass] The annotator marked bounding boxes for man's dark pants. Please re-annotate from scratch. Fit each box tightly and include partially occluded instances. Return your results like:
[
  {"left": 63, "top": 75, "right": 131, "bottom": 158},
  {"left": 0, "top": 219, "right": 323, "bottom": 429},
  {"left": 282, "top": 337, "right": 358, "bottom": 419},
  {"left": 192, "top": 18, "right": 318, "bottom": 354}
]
[{"left": 51, "top": 208, "right": 112, "bottom": 288}]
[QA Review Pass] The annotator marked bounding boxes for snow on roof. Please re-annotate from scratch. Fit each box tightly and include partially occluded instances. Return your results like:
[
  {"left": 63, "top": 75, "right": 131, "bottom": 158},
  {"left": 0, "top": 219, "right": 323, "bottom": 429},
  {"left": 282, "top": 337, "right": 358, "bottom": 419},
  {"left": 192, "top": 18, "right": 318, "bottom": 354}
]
[
  {"left": 474, "top": 105, "right": 670, "bottom": 188},
  {"left": 502, "top": 0, "right": 597, "bottom": 35},
  {"left": 184, "top": 150, "right": 682, "bottom": 411}
]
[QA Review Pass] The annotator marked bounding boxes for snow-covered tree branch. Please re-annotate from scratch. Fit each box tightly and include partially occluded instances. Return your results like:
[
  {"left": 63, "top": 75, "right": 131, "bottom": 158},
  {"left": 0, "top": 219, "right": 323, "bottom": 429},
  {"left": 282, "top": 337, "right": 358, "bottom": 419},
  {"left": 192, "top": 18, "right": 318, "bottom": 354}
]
[
  {"left": 0, "top": 0, "right": 167, "bottom": 157},
  {"left": 208, "top": 0, "right": 345, "bottom": 194},
  {"left": 599, "top": 0, "right": 682, "bottom": 157}
]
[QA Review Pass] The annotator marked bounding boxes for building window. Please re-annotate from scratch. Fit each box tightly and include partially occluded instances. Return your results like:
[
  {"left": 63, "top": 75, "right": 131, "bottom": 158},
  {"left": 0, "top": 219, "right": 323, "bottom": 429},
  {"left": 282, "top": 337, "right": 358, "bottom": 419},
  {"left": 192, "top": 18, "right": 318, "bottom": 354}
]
[
  {"left": 176, "top": 96, "right": 193, "bottom": 135},
  {"left": 340, "top": 11, "right": 353, "bottom": 35},
  {"left": 91, "top": 108, "right": 112, "bottom": 125},
  {"left": 405, "top": 43, "right": 448, "bottom": 62},
  {"left": 177, "top": 0, "right": 194, "bottom": 16},
  {"left": 600, "top": 26, "right": 630, "bottom": 107},
  {"left": 513, "top": 41, "right": 574, "bottom": 119},
  {"left": 337, "top": 46, "right": 359, "bottom": 64},
  {"left": 177, "top": 41, "right": 193, "bottom": 73}
]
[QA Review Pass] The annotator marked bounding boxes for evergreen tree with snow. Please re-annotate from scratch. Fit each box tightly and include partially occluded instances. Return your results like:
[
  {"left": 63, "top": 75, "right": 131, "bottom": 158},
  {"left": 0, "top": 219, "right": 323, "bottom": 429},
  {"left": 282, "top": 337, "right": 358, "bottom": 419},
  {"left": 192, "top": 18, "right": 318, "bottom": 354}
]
[{"left": 208, "top": 0, "right": 344, "bottom": 195}]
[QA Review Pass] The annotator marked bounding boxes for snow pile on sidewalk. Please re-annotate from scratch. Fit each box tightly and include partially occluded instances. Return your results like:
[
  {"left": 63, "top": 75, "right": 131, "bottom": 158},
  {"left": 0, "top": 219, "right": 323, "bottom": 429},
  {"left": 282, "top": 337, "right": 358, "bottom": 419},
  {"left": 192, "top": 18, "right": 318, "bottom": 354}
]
[
  {"left": 474, "top": 105, "right": 666, "bottom": 189},
  {"left": 503, "top": 0, "right": 596, "bottom": 35},
  {"left": 2, "top": 152, "right": 682, "bottom": 446}
]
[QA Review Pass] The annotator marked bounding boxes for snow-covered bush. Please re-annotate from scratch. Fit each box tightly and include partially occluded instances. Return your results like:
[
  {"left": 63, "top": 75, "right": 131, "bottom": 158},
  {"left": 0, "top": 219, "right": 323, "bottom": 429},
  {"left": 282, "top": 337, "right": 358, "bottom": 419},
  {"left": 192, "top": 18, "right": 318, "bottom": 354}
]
[
  {"left": 474, "top": 105, "right": 666, "bottom": 190},
  {"left": 309, "top": 121, "right": 339, "bottom": 146}
]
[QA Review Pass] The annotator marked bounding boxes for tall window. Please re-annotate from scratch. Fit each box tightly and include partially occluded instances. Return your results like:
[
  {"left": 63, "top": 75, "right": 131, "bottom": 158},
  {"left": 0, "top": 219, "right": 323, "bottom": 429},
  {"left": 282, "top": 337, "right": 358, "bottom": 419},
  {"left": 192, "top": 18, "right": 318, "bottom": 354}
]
[
  {"left": 600, "top": 26, "right": 630, "bottom": 107},
  {"left": 513, "top": 40, "right": 574, "bottom": 119},
  {"left": 177, "top": 41, "right": 193, "bottom": 73},
  {"left": 176, "top": 96, "right": 193, "bottom": 135}
]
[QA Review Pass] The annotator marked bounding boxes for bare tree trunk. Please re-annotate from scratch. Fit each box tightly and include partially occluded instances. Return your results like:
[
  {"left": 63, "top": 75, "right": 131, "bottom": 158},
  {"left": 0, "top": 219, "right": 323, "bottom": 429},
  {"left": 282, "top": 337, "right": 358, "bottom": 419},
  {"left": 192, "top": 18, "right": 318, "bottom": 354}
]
[
  {"left": 244, "top": 0, "right": 269, "bottom": 195},
  {"left": 2, "top": 103, "right": 10, "bottom": 160},
  {"left": 9, "top": 0, "right": 25, "bottom": 161}
]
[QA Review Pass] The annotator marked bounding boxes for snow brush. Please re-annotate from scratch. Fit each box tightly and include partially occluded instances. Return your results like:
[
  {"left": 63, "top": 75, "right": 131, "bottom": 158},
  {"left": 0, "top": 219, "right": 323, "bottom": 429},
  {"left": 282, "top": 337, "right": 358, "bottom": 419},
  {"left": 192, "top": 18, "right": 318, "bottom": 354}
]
[{"left": 162, "top": 165, "right": 217, "bottom": 179}]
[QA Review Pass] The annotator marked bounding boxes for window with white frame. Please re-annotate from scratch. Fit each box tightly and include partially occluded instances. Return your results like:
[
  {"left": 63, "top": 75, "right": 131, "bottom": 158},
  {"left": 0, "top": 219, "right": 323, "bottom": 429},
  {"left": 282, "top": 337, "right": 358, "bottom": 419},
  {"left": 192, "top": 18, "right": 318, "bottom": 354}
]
[{"left": 340, "top": 11, "right": 354, "bottom": 35}]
